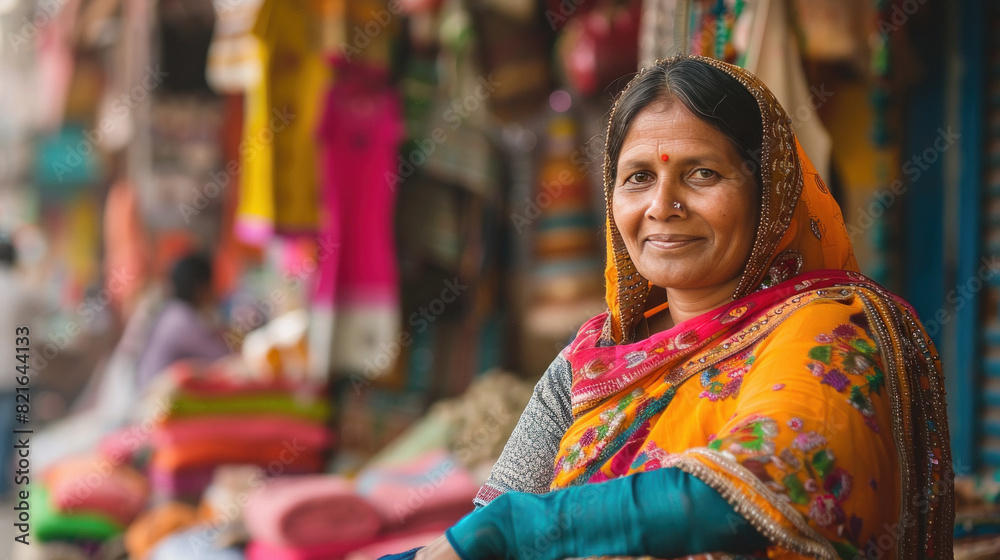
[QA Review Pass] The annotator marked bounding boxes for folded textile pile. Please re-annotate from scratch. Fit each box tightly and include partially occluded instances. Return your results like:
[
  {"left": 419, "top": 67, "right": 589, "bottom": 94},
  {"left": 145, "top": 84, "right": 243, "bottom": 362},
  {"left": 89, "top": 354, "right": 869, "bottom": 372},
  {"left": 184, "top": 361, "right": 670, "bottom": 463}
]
[
  {"left": 147, "top": 360, "right": 332, "bottom": 500},
  {"left": 242, "top": 451, "right": 477, "bottom": 560},
  {"left": 21, "top": 455, "right": 150, "bottom": 555},
  {"left": 356, "top": 450, "right": 479, "bottom": 532},
  {"left": 28, "top": 485, "right": 124, "bottom": 545},
  {"left": 44, "top": 455, "right": 150, "bottom": 527},
  {"left": 243, "top": 475, "right": 383, "bottom": 560}
]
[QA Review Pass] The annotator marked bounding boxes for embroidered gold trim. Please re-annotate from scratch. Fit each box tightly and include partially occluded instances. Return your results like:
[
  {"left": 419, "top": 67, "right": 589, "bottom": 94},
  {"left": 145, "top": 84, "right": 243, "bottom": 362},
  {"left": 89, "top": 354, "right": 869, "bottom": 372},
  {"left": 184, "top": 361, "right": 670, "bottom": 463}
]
[{"left": 664, "top": 448, "right": 839, "bottom": 560}]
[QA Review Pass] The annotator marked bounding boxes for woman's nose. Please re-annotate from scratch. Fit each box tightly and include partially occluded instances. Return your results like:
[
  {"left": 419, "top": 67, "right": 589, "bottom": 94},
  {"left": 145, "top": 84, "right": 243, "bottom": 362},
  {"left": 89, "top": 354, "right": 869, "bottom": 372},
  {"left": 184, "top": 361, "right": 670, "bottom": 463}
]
[{"left": 644, "top": 180, "right": 685, "bottom": 221}]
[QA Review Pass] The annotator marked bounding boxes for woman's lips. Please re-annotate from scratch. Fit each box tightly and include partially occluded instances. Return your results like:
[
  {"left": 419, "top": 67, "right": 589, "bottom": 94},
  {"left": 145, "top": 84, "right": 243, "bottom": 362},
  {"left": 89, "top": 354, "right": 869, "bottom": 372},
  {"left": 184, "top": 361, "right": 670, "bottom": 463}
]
[{"left": 644, "top": 235, "right": 702, "bottom": 250}]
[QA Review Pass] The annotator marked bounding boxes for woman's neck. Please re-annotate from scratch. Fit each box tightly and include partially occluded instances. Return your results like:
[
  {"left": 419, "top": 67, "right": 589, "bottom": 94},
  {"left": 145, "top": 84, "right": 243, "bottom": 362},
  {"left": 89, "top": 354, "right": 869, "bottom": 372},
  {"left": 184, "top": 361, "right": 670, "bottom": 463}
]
[{"left": 652, "top": 277, "right": 742, "bottom": 332}]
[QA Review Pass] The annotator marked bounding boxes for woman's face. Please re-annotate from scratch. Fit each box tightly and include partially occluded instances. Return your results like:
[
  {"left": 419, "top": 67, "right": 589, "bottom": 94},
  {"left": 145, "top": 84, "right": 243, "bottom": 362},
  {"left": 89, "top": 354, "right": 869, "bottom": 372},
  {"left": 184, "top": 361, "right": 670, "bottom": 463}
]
[{"left": 612, "top": 100, "right": 758, "bottom": 294}]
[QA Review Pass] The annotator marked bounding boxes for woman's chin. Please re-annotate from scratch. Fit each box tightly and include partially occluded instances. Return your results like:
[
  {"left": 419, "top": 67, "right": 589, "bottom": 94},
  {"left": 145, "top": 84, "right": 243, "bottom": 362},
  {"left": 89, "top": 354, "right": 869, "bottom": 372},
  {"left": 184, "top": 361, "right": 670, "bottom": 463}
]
[{"left": 642, "top": 270, "right": 739, "bottom": 294}]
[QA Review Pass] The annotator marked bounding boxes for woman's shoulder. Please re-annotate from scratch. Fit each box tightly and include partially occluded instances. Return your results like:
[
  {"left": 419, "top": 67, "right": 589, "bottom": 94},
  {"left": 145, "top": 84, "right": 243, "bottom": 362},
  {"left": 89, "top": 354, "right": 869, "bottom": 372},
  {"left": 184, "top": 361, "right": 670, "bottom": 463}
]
[{"left": 755, "top": 287, "right": 885, "bottom": 356}]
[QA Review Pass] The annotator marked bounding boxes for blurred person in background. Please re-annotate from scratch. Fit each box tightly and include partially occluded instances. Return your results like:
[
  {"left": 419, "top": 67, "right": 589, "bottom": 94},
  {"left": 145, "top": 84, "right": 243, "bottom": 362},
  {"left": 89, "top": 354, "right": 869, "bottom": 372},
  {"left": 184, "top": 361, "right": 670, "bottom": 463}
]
[
  {"left": 136, "top": 253, "right": 230, "bottom": 389},
  {"left": 0, "top": 237, "right": 51, "bottom": 497}
]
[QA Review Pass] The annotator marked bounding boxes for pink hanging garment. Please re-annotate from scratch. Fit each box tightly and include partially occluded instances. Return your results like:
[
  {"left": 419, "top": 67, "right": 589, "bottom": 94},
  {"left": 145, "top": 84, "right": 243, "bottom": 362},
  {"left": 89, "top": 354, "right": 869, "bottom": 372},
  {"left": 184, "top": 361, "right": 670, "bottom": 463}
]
[
  {"left": 310, "top": 59, "right": 404, "bottom": 378},
  {"left": 103, "top": 180, "right": 150, "bottom": 319}
]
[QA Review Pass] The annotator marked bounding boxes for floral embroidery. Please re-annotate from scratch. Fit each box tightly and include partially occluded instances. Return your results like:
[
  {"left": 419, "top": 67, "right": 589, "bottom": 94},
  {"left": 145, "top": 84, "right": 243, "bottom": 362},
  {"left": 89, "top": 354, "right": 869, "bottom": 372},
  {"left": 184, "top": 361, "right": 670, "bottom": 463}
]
[
  {"left": 779, "top": 448, "right": 801, "bottom": 469},
  {"left": 607, "top": 421, "right": 650, "bottom": 477},
  {"left": 806, "top": 320, "right": 886, "bottom": 432},
  {"left": 623, "top": 351, "right": 646, "bottom": 368},
  {"left": 830, "top": 516, "right": 866, "bottom": 559},
  {"left": 772, "top": 383, "right": 785, "bottom": 391},
  {"left": 672, "top": 330, "right": 699, "bottom": 350},
  {"left": 580, "top": 359, "right": 610, "bottom": 379},
  {"left": 630, "top": 451, "right": 648, "bottom": 470},
  {"left": 699, "top": 351, "right": 754, "bottom": 401},
  {"left": 710, "top": 415, "right": 778, "bottom": 455},
  {"left": 787, "top": 417, "right": 803, "bottom": 431},
  {"left": 558, "top": 388, "right": 649, "bottom": 475},
  {"left": 630, "top": 440, "right": 671, "bottom": 472},
  {"left": 810, "top": 494, "right": 843, "bottom": 527},
  {"left": 824, "top": 467, "right": 853, "bottom": 502},
  {"left": 792, "top": 431, "right": 827, "bottom": 451},
  {"left": 821, "top": 369, "right": 850, "bottom": 391},
  {"left": 718, "top": 302, "right": 753, "bottom": 324},
  {"left": 757, "top": 250, "right": 803, "bottom": 290}
]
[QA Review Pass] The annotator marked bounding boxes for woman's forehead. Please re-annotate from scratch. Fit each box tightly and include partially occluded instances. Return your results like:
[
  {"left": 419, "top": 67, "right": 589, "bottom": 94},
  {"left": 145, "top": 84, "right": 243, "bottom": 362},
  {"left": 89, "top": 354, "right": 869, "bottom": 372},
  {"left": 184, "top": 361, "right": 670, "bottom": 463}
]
[{"left": 618, "top": 103, "right": 741, "bottom": 161}]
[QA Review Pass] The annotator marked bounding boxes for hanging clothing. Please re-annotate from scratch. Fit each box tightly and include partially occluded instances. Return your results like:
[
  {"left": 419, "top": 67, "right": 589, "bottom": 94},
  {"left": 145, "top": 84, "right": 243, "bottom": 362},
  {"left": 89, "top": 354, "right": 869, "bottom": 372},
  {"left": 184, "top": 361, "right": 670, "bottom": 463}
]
[
  {"left": 457, "top": 56, "right": 951, "bottom": 560},
  {"left": 206, "top": 0, "right": 266, "bottom": 94},
  {"left": 310, "top": 59, "right": 405, "bottom": 377},
  {"left": 737, "top": 0, "right": 833, "bottom": 178},
  {"left": 253, "top": 0, "right": 326, "bottom": 235},
  {"left": 233, "top": 32, "right": 275, "bottom": 245},
  {"left": 103, "top": 180, "right": 150, "bottom": 319},
  {"left": 234, "top": 0, "right": 327, "bottom": 242}
]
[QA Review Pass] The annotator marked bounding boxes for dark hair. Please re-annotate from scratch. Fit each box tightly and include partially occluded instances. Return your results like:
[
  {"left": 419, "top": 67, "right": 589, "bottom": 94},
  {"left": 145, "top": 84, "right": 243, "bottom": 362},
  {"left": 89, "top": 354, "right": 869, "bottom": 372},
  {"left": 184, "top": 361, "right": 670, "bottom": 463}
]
[
  {"left": 170, "top": 253, "right": 213, "bottom": 305},
  {"left": 606, "top": 58, "right": 763, "bottom": 189},
  {"left": 0, "top": 240, "right": 16, "bottom": 267}
]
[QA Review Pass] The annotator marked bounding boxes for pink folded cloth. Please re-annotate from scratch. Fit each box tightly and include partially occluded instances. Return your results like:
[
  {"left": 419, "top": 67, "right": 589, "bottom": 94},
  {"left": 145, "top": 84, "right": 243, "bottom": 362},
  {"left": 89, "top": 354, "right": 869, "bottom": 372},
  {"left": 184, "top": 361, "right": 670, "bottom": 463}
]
[
  {"left": 97, "top": 426, "right": 152, "bottom": 466},
  {"left": 344, "top": 531, "right": 444, "bottom": 560},
  {"left": 243, "top": 475, "right": 383, "bottom": 547},
  {"left": 149, "top": 464, "right": 317, "bottom": 501},
  {"left": 44, "top": 455, "right": 150, "bottom": 526},
  {"left": 168, "top": 360, "right": 326, "bottom": 397},
  {"left": 148, "top": 464, "right": 218, "bottom": 500},
  {"left": 152, "top": 415, "right": 331, "bottom": 449},
  {"left": 357, "top": 450, "right": 479, "bottom": 531},
  {"left": 245, "top": 537, "right": 379, "bottom": 560},
  {"left": 245, "top": 527, "right": 448, "bottom": 560}
]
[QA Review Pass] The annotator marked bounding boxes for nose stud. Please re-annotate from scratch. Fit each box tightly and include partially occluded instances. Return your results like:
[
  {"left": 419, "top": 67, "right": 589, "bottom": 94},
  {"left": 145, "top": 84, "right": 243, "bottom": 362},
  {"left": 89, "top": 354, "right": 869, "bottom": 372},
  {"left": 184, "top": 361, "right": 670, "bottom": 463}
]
[{"left": 672, "top": 202, "right": 682, "bottom": 210}]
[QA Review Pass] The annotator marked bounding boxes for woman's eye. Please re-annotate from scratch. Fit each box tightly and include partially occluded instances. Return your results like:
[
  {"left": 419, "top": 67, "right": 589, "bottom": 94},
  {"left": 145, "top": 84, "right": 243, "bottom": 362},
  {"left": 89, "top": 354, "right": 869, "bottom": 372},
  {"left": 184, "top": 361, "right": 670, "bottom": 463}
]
[
  {"left": 691, "top": 168, "right": 719, "bottom": 181},
  {"left": 626, "top": 171, "right": 652, "bottom": 184}
]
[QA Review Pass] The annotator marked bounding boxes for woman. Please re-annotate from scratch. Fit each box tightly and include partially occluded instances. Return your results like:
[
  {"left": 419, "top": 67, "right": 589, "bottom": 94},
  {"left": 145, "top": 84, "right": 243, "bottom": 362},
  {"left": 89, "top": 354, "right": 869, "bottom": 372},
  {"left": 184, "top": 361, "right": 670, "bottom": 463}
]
[{"left": 405, "top": 55, "right": 953, "bottom": 560}]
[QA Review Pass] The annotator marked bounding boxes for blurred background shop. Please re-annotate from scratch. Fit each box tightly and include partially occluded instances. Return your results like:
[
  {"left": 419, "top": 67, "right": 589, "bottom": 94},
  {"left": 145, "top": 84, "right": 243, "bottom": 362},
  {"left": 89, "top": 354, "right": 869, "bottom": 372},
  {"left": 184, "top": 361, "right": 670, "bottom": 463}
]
[{"left": 0, "top": 0, "right": 998, "bottom": 558}]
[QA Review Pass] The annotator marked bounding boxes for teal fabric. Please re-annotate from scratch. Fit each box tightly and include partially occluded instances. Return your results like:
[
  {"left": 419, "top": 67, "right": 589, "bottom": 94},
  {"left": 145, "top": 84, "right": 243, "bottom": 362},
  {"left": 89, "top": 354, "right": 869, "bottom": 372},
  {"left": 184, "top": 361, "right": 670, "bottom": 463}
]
[
  {"left": 34, "top": 124, "right": 103, "bottom": 192},
  {"left": 446, "top": 467, "right": 769, "bottom": 560}
]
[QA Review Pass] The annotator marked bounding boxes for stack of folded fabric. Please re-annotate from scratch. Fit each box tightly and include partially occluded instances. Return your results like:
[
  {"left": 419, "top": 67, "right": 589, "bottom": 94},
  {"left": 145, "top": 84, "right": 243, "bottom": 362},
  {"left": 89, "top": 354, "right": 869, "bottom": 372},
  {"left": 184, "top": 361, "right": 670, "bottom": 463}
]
[
  {"left": 243, "top": 475, "right": 384, "bottom": 560},
  {"left": 147, "top": 360, "right": 332, "bottom": 501},
  {"left": 242, "top": 450, "right": 478, "bottom": 560},
  {"left": 355, "top": 450, "right": 480, "bottom": 533},
  {"left": 24, "top": 454, "right": 150, "bottom": 554}
]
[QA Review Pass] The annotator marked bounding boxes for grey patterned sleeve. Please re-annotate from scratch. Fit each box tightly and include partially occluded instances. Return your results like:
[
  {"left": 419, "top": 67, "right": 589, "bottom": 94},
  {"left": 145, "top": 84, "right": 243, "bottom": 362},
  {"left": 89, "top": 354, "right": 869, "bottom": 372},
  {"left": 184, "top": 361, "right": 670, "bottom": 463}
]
[{"left": 473, "top": 352, "right": 574, "bottom": 508}]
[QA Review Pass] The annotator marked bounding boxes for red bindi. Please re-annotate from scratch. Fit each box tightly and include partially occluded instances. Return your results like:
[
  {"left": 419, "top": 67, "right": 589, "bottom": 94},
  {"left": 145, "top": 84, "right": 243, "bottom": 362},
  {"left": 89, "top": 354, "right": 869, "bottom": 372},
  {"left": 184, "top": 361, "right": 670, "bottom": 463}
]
[{"left": 661, "top": 154, "right": 669, "bottom": 161}]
